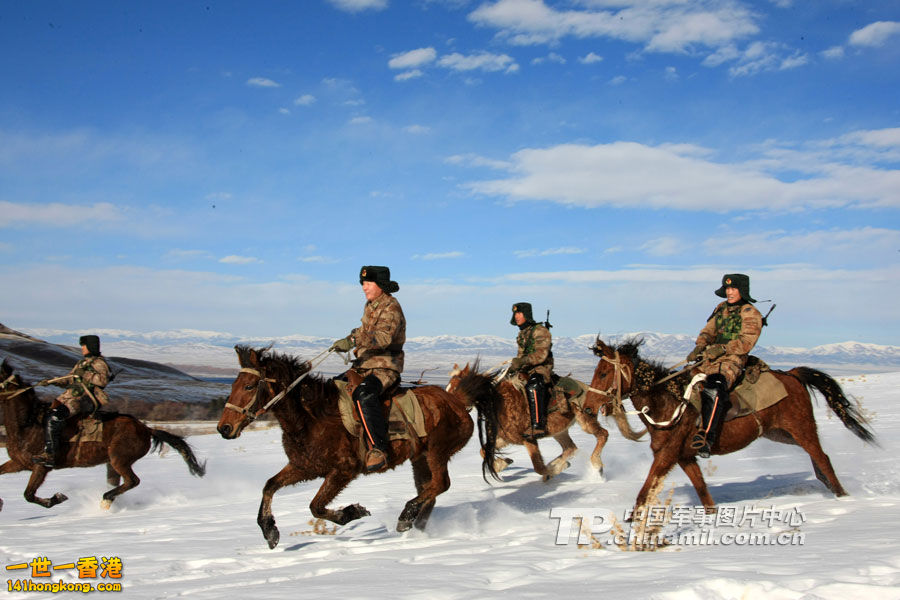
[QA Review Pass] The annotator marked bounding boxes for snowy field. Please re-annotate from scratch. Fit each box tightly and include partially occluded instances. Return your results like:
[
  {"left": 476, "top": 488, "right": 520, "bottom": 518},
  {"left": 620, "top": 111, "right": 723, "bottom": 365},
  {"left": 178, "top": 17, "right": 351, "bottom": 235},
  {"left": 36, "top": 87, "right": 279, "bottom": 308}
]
[{"left": 1, "top": 372, "right": 897, "bottom": 599}]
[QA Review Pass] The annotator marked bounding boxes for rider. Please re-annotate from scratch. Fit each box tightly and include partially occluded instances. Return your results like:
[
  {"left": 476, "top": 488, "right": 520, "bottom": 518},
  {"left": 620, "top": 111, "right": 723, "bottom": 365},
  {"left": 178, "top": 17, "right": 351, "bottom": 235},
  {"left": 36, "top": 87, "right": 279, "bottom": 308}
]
[
  {"left": 33, "top": 335, "right": 110, "bottom": 468},
  {"left": 508, "top": 302, "right": 553, "bottom": 440},
  {"left": 331, "top": 266, "right": 406, "bottom": 473},
  {"left": 686, "top": 274, "right": 763, "bottom": 458}
]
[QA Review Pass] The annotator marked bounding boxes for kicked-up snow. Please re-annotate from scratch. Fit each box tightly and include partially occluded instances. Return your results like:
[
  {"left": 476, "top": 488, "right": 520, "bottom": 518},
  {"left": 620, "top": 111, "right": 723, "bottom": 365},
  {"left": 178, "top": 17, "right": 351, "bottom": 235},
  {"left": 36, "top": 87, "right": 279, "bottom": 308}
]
[{"left": 1, "top": 373, "right": 898, "bottom": 599}]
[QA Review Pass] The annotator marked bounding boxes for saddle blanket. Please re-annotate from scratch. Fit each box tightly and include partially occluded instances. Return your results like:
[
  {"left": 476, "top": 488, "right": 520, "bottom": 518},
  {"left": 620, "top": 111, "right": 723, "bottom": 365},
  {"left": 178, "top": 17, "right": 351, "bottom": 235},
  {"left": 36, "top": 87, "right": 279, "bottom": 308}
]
[
  {"left": 685, "top": 369, "right": 788, "bottom": 420},
  {"left": 68, "top": 417, "right": 104, "bottom": 444},
  {"left": 334, "top": 380, "right": 427, "bottom": 441},
  {"left": 506, "top": 375, "right": 589, "bottom": 414}
]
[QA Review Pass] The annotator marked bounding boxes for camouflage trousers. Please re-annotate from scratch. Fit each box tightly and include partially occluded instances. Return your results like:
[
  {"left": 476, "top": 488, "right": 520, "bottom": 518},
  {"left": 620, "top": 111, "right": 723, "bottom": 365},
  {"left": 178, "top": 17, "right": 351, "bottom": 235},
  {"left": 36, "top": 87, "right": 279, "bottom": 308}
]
[
  {"left": 693, "top": 356, "right": 745, "bottom": 389},
  {"left": 56, "top": 390, "right": 96, "bottom": 416},
  {"left": 356, "top": 367, "right": 400, "bottom": 391}
]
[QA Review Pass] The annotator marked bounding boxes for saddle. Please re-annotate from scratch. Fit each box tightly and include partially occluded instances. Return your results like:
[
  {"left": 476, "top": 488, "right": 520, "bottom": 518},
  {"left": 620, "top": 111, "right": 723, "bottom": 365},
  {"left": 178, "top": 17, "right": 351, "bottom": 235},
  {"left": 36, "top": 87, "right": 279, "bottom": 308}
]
[
  {"left": 686, "top": 356, "right": 788, "bottom": 421},
  {"left": 333, "top": 379, "right": 427, "bottom": 443},
  {"left": 506, "top": 374, "right": 588, "bottom": 414}
]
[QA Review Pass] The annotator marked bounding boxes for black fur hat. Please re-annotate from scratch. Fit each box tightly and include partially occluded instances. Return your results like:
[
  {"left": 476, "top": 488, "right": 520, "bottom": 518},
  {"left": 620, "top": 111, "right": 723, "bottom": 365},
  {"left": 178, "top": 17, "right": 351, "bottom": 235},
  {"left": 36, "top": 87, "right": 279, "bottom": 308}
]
[
  {"left": 510, "top": 302, "right": 535, "bottom": 325},
  {"left": 715, "top": 273, "right": 756, "bottom": 303},
  {"left": 359, "top": 266, "right": 399, "bottom": 294},
  {"left": 79, "top": 335, "right": 101, "bottom": 355}
]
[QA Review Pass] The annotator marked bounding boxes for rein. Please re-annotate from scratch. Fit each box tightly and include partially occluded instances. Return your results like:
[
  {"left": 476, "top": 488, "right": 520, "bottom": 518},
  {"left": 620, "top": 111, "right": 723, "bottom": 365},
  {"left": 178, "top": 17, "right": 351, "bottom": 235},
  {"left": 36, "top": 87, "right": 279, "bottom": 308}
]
[
  {"left": 225, "top": 348, "right": 334, "bottom": 422},
  {"left": 588, "top": 350, "right": 632, "bottom": 413}
]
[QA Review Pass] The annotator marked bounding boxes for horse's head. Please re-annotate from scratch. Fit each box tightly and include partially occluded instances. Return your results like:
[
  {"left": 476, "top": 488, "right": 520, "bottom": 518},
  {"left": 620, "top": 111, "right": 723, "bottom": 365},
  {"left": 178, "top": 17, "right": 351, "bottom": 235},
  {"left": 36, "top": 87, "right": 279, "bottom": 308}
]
[
  {"left": 588, "top": 336, "right": 638, "bottom": 416},
  {"left": 0, "top": 359, "right": 26, "bottom": 397},
  {"left": 217, "top": 346, "right": 278, "bottom": 440},
  {"left": 445, "top": 363, "right": 472, "bottom": 395}
]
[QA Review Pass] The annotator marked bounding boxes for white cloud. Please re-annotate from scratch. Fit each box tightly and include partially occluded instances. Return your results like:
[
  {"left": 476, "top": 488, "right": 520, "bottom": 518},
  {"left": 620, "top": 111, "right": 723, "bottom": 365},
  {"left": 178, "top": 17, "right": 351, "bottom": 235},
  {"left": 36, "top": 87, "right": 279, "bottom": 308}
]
[
  {"left": 298, "top": 255, "right": 339, "bottom": 264},
  {"left": 246, "top": 77, "right": 281, "bottom": 88},
  {"left": 468, "top": 0, "right": 759, "bottom": 53},
  {"left": 348, "top": 116, "right": 373, "bottom": 125},
  {"left": 394, "top": 69, "right": 424, "bottom": 81},
  {"left": 702, "top": 227, "right": 900, "bottom": 260},
  {"left": 532, "top": 52, "right": 566, "bottom": 65},
  {"left": 164, "top": 249, "right": 215, "bottom": 261},
  {"left": 609, "top": 75, "right": 627, "bottom": 85},
  {"left": 404, "top": 124, "right": 431, "bottom": 134},
  {"left": 839, "top": 127, "right": 900, "bottom": 149},
  {"left": 0, "top": 201, "right": 125, "bottom": 228},
  {"left": 821, "top": 45, "right": 845, "bottom": 60},
  {"left": 219, "top": 255, "right": 262, "bottom": 265},
  {"left": 327, "top": 0, "right": 388, "bottom": 13},
  {"left": 514, "top": 247, "right": 586, "bottom": 258},
  {"left": 445, "top": 153, "right": 512, "bottom": 170},
  {"left": 412, "top": 251, "right": 465, "bottom": 260},
  {"left": 579, "top": 52, "right": 604, "bottom": 64},
  {"left": 388, "top": 47, "right": 437, "bottom": 69},
  {"left": 294, "top": 94, "right": 317, "bottom": 106},
  {"left": 462, "top": 139, "right": 900, "bottom": 212},
  {"left": 640, "top": 236, "right": 684, "bottom": 257},
  {"left": 849, "top": 21, "right": 900, "bottom": 47},
  {"left": 438, "top": 52, "right": 519, "bottom": 73},
  {"left": 279, "top": 108, "right": 290, "bottom": 115}
]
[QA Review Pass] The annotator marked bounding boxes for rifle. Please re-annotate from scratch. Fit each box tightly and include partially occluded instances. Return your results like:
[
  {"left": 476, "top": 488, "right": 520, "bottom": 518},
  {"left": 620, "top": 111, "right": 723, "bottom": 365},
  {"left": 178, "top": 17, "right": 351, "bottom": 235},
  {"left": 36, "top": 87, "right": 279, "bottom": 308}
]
[{"left": 761, "top": 303, "right": 776, "bottom": 327}]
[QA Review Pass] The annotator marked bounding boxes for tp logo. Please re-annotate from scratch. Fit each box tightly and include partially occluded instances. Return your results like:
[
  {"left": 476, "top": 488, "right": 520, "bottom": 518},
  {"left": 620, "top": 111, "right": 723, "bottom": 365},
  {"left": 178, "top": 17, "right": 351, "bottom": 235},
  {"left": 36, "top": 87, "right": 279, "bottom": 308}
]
[{"left": 549, "top": 508, "right": 615, "bottom": 545}]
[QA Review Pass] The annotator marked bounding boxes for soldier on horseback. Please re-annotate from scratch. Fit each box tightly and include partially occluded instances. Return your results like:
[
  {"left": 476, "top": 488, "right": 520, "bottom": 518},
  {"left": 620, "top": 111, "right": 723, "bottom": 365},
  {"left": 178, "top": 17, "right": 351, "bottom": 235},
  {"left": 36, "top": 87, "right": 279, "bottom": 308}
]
[
  {"left": 331, "top": 266, "right": 406, "bottom": 473},
  {"left": 508, "top": 302, "right": 553, "bottom": 440},
  {"left": 33, "top": 335, "right": 110, "bottom": 468},
  {"left": 686, "top": 274, "right": 763, "bottom": 458}
]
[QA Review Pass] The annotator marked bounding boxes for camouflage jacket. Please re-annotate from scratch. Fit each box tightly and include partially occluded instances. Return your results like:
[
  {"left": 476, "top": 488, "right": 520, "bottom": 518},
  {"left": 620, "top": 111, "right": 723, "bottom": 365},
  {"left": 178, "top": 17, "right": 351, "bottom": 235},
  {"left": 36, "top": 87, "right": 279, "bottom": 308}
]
[
  {"left": 696, "top": 301, "right": 763, "bottom": 365},
  {"left": 59, "top": 355, "right": 111, "bottom": 405},
  {"left": 514, "top": 322, "right": 553, "bottom": 381},
  {"left": 350, "top": 293, "right": 406, "bottom": 374}
]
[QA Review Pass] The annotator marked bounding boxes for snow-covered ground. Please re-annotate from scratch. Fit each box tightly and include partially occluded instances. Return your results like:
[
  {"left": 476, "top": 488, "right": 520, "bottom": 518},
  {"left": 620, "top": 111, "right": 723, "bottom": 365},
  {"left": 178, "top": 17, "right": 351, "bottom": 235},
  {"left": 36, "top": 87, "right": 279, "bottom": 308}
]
[{"left": 1, "top": 372, "right": 896, "bottom": 599}]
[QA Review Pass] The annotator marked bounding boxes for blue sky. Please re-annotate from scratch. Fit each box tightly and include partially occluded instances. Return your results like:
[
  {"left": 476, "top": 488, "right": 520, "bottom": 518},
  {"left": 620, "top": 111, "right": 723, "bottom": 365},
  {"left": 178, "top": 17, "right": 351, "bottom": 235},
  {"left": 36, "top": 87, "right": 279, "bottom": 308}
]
[{"left": 1, "top": 0, "right": 898, "bottom": 347}]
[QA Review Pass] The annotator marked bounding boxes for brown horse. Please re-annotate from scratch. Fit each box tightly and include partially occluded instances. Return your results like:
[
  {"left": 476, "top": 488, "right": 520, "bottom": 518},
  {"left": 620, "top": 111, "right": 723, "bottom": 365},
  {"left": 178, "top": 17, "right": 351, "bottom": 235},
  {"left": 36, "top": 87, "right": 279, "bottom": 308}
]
[
  {"left": 216, "top": 346, "right": 500, "bottom": 549},
  {"left": 587, "top": 337, "right": 877, "bottom": 513},
  {"left": 448, "top": 362, "right": 644, "bottom": 481},
  {"left": 0, "top": 360, "right": 206, "bottom": 511}
]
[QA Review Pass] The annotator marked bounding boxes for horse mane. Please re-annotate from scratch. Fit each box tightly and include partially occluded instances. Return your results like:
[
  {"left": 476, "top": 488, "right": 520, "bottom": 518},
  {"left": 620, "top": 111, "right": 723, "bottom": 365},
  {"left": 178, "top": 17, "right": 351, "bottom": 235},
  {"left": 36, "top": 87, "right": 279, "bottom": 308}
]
[{"left": 234, "top": 345, "right": 339, "bottom": 419}]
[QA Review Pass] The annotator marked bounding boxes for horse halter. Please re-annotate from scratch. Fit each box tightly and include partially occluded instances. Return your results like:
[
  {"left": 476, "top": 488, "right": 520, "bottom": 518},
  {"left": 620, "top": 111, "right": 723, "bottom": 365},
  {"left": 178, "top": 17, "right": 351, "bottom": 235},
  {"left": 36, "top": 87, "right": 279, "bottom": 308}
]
[
  {"left": 224, "top": 367, "right": 278, "bottom": 422},
  {"left": 588, "top": 350, "right": 632, "bottom": 412}
]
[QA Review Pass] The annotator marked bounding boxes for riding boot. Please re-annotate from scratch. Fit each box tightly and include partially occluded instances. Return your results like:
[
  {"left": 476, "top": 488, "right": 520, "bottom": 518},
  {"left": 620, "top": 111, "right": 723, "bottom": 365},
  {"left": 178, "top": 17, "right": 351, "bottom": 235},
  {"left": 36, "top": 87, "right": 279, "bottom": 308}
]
[
  {"left": 33, "top": 405, "right": 70, "bottom": 468},
  {"left": 353, "top": 375, "right": 389, "bottom": 472},
  {"left": 524, "top": 373, "right": 549, "bottom": 440},
  {"left": 691, "top": 374, "right": 730, "bottom": 458}
]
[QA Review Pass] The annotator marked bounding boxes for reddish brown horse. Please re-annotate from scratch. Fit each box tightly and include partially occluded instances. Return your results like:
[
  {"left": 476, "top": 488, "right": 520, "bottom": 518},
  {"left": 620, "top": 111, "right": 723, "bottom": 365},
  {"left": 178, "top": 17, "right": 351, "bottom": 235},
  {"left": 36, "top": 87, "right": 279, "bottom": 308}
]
[
  {"left": 0, "top": 360, "right": 206, "bottom": 511},
  {"left": 216, "top": 346, "right": 500, "bottom": 549},
  {"left": 588, "top": 337, "right": 877, "bottom": 512},
  {"left": 448, "top": 362, "right": 644, "bottom": 481}
]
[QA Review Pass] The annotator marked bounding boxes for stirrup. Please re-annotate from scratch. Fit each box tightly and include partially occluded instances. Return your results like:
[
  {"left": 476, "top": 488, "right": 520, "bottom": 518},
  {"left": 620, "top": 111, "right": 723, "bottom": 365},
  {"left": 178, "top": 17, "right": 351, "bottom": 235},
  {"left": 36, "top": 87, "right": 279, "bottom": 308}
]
[
  {"left": 690, "top": 431, "right": 707, "bottom": 450},
  {"left": 365, "top": 448, "right": 387, "bottom": 473},
  {"left": 32, "top": 452, "right": 55, "bottom": 468}
]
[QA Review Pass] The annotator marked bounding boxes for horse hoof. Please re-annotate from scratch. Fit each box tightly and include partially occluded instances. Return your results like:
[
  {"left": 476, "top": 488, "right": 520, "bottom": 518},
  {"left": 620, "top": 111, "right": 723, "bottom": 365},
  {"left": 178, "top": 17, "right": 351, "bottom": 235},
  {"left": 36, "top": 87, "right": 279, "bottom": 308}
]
[
  {"left": 396, "top": 519, "right": 413, "bottom": 532},
  {"left": 52, "top": 493, "right": 68, "bottom": 506},
  {"left": 0, "top": 498, "right": 3, "bottom": 512},
  {"left": 100, "top": 499, "right": 112, "bottom": 510},
  {"left": 264, "top": 528, "right": 280, "bottom": 549}
]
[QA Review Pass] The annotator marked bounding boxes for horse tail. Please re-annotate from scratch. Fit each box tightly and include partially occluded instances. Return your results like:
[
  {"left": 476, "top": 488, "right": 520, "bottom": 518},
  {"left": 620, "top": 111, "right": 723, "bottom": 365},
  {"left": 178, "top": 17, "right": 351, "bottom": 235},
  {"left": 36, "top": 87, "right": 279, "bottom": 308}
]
[
  {"left": 150, "top": 429, "right": 208, "bottom": 477},
  {"left": 607, "top": 398, "right": 647, "bottom": 441},
  {"left": 789, "top": 367, "right": 878, "bottom": 446},
  {"left": 454, "top": 369, "right": 503, "bottom": 482}
]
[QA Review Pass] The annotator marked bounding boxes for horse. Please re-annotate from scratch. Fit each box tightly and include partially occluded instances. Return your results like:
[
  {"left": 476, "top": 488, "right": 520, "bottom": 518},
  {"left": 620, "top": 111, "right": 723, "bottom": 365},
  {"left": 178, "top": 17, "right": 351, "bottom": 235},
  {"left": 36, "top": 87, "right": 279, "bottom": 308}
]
[
  {"left": 0, "top": 359, "right": 206, "bottom": 511},
  {"left": 216, "top": 346, "right": 500, "bottom": 549},
  {"left": 587, "top": 337, "right": 877, "bottom": 513},
  {"left": 447, "top": 362, "right": 645, "bottom": 481}
]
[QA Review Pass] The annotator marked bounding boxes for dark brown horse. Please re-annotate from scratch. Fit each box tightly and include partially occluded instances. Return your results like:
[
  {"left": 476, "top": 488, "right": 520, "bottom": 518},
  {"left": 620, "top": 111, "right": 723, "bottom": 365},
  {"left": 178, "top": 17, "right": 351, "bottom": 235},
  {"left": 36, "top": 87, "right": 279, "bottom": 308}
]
[
  {"left": 0, "top": 360, "right": 206, "bottom": 511},
  {"left": 216, "top": 346, "right": 500, "bottom": 549},
  {"left": 448, "top": 363, "right": 644, "bottom": 481},
  {"left": 587, "top": 337, "right": 877, "bottom": 512}
]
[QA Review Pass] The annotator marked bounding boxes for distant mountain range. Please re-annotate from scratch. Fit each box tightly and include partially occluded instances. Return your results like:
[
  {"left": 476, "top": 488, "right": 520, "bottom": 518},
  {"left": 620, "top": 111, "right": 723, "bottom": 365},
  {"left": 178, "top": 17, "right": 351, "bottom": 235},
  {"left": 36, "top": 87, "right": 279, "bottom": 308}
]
[{"left": 14, "top": 325, "right": 900, "bottom": 378}]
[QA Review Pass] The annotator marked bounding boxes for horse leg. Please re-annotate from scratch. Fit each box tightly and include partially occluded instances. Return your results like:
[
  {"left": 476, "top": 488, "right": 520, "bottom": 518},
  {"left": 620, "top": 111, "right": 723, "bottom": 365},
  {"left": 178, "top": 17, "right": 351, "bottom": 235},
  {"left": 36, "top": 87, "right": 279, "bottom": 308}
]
[
  {"left": 106, "top": 462, "right": 122, "bottom": 487},
  {"left": 480, "top": 437, "right": 513, "bottom": 473},
  {"left": 783, "top": 425, "right": 848, "bottom": 496},
  {"left": 101, "top": 460, "right": 141, "bottom": 510},
  {"left": 575, "top": 411, "right": 609, "bottom": 477},
  {"left": 546, "top": 427, "right": 578, "bottom": 477},
  {"left": 678, "top": 457, "right": 715, "bottom": 511},
  {"left": 633, "top": 451, "right": 679, "bottom": 518},
  {"left": 398, "top": 448, "right": 452, "bottom": 532},
  {"left": 412, "top": 455, "right": 432, "bottom": 496},
  {"left": 23, "top": 467, "right": 68, "bottom": 508},
  {"left": 521, "top": 439, "right": 552, "bottom": 481}
]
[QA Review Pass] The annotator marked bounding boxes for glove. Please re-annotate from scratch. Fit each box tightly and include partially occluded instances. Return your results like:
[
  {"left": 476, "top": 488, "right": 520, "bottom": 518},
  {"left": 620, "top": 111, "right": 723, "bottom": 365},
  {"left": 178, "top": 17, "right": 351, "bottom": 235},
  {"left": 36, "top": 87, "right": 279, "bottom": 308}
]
[
  {"left": 686, "top": 345, "right": 704, "bottom": 362},
  {"left": 509, "top": 357, "right": 525, "bottom": 371},
  {"left": 704, "top": 344, "right": 726, "bottom": 360},
  {"left": 330, "top": 337, "right": 353, "bottom": 353}
]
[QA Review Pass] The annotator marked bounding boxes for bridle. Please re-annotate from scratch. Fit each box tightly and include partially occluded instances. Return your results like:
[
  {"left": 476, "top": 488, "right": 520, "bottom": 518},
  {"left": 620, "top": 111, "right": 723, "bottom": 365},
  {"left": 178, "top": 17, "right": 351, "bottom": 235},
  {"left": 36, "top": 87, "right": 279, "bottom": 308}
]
[
  {"left": 224, "top": 367, "right": 278, "bottom": 422},
  {"left": 587, "top": 349, "right": 632, "bottom": 414}
]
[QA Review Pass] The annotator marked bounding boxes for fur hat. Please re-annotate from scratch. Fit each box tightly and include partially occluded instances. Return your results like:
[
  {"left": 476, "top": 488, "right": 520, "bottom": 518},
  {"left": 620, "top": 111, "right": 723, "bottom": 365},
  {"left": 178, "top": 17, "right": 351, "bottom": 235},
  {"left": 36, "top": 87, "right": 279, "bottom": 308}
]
[
  {"left": 510, "top": 302, "right": 535, "bottom": 325},
  {"left": 359, "top": 266, "right": 399, "bottom": 294},
  {"left": 79, "top": 335, "right": 101, "bottom": 355},
  {"left": 715, "top": 273, "right": 756, "bottom": 303}
]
